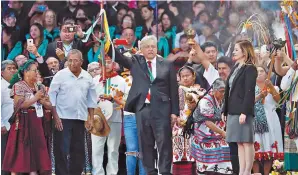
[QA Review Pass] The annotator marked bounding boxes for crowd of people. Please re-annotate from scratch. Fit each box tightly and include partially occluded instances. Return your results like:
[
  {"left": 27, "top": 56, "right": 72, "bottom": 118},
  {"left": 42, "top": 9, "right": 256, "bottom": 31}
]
[{"left": 1, "top": 1, "right": 298, "bottom": 175}]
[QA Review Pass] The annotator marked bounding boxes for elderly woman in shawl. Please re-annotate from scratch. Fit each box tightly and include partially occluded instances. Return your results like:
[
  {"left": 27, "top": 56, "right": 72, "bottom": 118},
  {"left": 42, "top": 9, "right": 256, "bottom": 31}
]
[
  {"left": 190, "top": 78, "right": 233, "bottom": 175},
  {"left": 2, "top": 60, "right": 51, "bottom": 175}
]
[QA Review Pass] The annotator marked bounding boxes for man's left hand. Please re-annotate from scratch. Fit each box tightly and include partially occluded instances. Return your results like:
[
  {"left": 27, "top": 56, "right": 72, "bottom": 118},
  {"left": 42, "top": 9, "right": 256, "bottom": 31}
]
[
  {"left": 76, "top": 25, "right": 84, "bottom": 38},
  {"left": 27, "top": 45, "right": 39, "bottom": 56},
  {"left": 85, "top": 118, "right": 94, "bottom": 131}
]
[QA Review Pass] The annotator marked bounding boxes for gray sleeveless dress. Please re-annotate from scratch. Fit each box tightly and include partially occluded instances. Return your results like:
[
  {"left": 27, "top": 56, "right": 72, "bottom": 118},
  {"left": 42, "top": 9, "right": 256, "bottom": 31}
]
[{"left": 225, "top": 66, "right": 255, "bottom": 143}]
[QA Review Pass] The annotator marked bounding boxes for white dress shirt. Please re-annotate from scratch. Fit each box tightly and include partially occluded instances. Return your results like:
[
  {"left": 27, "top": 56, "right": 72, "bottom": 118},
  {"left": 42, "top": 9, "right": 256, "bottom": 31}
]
[
  {"left": 48, "top": 68, "right": 97, "bottom": 121},
  {"left": 203, "top": 63, "right": 220, "bottom": 86},
  {"left": 93, "top": 75, "right": 126, "bottom": 122},
  {"left": 1, "top": 78, "right": 13, "bottom": 131}
]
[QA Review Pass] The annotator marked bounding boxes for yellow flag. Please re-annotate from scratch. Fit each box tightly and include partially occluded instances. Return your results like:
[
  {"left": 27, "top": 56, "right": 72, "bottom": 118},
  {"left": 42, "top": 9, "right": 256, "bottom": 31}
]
[{"left": 102, "top": 10, "right": 111, "bottom": 54}]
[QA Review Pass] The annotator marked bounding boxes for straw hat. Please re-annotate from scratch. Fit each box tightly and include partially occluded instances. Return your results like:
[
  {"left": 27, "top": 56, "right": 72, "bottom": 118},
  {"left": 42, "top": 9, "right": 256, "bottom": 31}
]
[{"left": 85, "top": 107, "right": 110, "bottom": 137}]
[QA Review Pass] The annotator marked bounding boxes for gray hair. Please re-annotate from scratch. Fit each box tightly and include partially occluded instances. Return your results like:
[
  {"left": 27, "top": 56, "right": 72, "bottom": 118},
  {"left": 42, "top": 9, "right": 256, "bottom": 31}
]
[
  {"left": 213, "top": 78, "right": 226, "bottom": 90},
  {"left": 46, "top": 57, "right": 59, "bottom": 64},
  {"left": 87, "top": 62, "right": 100, "bottom": 72},
  {"left": 67, "top": 49, "right": 83, "bottom": 60},
  {"left": 1, "top": 60, "right": 17, "bottom": 71},
  {"left": 140, "top": 35, "right": 157, "bottom": 49}
]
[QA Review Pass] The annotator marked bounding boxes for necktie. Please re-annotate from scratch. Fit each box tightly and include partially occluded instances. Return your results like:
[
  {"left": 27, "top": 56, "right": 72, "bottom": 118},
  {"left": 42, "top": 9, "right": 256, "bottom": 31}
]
[
  {"left": 146, "top": 61, "right": 152, "bottom": 102},
  {"left": 147, "top": 61, "right": 152, "bottom": 73}
]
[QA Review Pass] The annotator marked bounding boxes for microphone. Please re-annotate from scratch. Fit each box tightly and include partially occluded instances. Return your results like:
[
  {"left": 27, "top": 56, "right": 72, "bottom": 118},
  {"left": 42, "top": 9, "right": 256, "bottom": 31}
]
[
  {"left": 50, "top": 68, "right": 57, "bottom": 75},
  {"left": 37, "top": 81, "right": 43, "bottom": 91}
]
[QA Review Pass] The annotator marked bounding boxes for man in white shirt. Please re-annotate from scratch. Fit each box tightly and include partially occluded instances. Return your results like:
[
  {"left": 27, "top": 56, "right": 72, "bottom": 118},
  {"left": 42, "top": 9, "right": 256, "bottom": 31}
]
[
  {"left": 48, "top": 49, "right": 97, "bottom": 175},
  {"left": 1, "top": 60, "right": 17, "bottom": 175},
  {"left": 186, "top": 42, "right": 219, "bottom": 89},
  {"left": 91, "top": 55, "right": 126, "bottom": 175}
]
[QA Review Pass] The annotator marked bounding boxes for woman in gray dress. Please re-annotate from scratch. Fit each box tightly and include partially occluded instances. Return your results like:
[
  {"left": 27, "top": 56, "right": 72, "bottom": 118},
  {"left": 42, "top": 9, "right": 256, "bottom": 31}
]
[{"left": 222, "top": 40, "right": 258, "bottom": 175}]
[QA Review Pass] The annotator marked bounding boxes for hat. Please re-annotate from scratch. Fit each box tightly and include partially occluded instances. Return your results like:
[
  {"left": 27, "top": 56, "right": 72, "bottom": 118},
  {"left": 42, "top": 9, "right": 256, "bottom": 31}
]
[{"left": 85, "top": 107, "right": 110, "bottom": 137}]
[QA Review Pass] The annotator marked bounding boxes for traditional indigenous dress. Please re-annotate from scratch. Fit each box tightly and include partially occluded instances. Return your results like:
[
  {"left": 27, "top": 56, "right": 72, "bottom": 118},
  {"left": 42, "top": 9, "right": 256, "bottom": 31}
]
[
  {"left": 191, "top": 94, "right": 233, "bottom": 174},
  {"left": 254, "top": 86, "right": 284, "bottom": 161},
  {"left": 172, "top": 87, "right": 194, "bottom": 162},
  {"left": 2, "top": 81, "right": 51, "bottom": 173},
  {"left": 281, "top": 68, "right": 298, "bottom": 171}
]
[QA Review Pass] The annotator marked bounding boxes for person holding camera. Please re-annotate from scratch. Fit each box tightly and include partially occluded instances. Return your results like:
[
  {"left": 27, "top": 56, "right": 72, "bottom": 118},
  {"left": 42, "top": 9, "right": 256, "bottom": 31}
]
[{"left": 43, "top": 18, "right": 87, "bottom": 78}]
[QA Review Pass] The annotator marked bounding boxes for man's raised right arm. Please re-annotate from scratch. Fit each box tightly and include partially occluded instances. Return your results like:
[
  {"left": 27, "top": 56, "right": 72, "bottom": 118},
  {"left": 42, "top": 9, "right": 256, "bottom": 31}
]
[{"left": 114, "top": 48, "right": 133, "bottom": 69}]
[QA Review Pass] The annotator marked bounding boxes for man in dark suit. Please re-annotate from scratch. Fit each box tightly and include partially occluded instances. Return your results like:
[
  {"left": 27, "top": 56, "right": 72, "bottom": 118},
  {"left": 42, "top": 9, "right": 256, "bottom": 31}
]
[
  {"left": 114, "top": 35, "right": 179, "bottom": 175},
  {"left": 41, "top": 18, "right": 88, "bottom": 79}
]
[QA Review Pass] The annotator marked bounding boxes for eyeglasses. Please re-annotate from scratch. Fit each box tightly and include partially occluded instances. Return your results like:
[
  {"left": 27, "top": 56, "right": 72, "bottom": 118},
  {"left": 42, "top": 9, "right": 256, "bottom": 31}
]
[
  {"left": 29, "top": 69, "right": 39, "bottom": 73},
  {"left": 89, "top": 67, "right": 100, "bottom": 73},
  {"left": 45, "top": 15, "right": 55, "bottom": 19},
  {"left": 68, "top": 59, "right": 81, "bottom": 63}
]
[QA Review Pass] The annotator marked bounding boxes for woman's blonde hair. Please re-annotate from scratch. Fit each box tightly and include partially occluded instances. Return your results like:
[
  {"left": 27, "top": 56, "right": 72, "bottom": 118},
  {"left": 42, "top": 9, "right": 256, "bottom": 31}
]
[
  {"left": 235, "top": 39, "right": 256, "bottom": 65},
  {"left": 42, "top": 9, "right": 57, "bottom": 28}
]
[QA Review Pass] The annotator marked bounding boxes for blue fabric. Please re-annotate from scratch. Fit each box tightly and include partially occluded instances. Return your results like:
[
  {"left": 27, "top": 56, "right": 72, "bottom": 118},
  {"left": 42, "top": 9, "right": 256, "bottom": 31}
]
[
  {"left": 26, "top": 34, "right": 49, "bottom": 59},
  {"left": 158, "top": 37, "right": 170, "bottom": 58},
  {"left": 123, "top": 114, "right": 146, "bottom": 175},
  {"left": 284, "top": 15, "right": 297, "bottom": 60},
  {"left": 87, "top": 47, "right": 101, "bottom": 63},
  {"left": 164, "top": 26, "right": 177, "bottom": 48},
  {"left": 2, "top": 41, "right": 23, "bottom": 61},
  {"left": 109, "top": 26, "right": 116, "bottom": 40},
  {"left": 260, "top": 1, "right": 280, "bottom": 11},
  {"left": 135, "top": 26, "right": 143, "bottom": 40},
  {"left": 44, "top": 28, "right": 60, "bottom": 41}
]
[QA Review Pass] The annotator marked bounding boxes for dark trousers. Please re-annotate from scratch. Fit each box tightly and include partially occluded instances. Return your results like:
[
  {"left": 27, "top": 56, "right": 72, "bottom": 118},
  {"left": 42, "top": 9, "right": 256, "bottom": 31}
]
[
  {"left": 54, "top": 119, "right": 85, "bottom": 175},
  {"left": 229, "top": 142, "right": 239, "bottom": 175},
  {"left": 1, "top": 132, "right": 9, "bottom": 175},
  {"left": 136, "top": 104, "right": 172, "bottom": 175}
]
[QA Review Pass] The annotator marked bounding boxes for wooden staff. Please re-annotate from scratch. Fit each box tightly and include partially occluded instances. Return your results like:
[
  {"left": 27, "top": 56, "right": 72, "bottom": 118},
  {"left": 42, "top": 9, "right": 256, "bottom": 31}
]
[
  {"left": 262, "top": 48, "right": 277, "bottom": 103},
  {"left": 100, "top": 0, "right": 106, "bottom": 85}
]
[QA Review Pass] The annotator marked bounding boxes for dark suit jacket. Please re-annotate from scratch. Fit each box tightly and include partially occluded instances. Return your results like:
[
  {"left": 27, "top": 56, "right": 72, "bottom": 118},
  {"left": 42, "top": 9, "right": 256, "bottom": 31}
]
[
  {"left": 115, "top": 49, "right": 179, "bottom": 118},
  {"left": 222, "top": 64, "right": 257, "bottom": 116},
  {"left": 41, "top": 39, "right": 90, "bottom": 77}
]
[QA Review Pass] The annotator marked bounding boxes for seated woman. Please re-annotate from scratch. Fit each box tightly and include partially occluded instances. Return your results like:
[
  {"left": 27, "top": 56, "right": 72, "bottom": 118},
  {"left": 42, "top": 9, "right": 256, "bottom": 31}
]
[
  {"left": 25, "top": 23, "right": 48, "bottom": 60},
  {"left": 74, "top": 6, "right": 92, "bottom": 32},
  {"left": 167, "top": 34, "right": 190, "bottom": 70},
  {"left": 150, "top": 22, "right": 170, "bottom": 58},
  {"left": 42, "top": 9, "right": 60, "bottom": 42},
  {"left": 253, "top": 66, "right": 283, "bottom": 175},
  {"left": 191, "top": 78, "right": 233, "bottom": 175},
  {"left": 109, "top": 6, "right": 128, "bottom": 40},
  {"left": 2, "top": 26, "right": 22, "bottom": 61},
  {"left": 160, "top": 10, "right": 177, "bottom": 51},
  {"left": 2, "top": 60, "right": 51, "bottom": 175}
]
